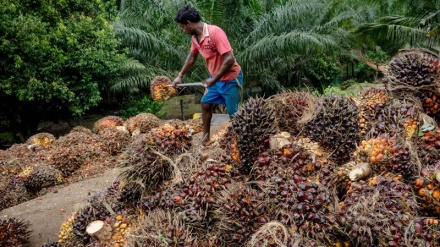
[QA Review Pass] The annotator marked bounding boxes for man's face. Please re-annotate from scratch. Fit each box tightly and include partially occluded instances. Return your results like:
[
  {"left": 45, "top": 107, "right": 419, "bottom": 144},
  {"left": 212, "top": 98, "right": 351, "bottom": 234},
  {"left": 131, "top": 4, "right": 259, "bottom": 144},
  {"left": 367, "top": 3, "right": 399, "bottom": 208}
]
[{"left": 179, "top": 22, "right": 195, "bottom": 35}]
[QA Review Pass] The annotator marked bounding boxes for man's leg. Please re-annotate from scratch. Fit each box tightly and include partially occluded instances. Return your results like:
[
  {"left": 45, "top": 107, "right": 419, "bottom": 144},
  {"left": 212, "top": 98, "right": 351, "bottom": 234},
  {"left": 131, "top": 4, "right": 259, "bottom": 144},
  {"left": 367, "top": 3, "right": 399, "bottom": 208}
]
[{"left": 201, "top": 103, "right": 213, "bottom": 144}]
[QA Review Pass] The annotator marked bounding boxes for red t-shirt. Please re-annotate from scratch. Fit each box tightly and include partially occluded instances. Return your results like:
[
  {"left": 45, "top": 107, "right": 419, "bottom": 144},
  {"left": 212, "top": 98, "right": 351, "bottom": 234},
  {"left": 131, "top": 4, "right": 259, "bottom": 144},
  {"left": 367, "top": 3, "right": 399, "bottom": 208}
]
[{"left": 190, "top": 24, "right": 241, "bottom": 82}]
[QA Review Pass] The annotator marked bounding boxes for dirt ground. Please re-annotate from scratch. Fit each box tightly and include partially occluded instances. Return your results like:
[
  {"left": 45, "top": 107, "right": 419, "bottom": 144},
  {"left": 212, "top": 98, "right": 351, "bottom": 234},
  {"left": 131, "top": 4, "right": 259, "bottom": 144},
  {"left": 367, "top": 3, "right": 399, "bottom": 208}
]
[{"left": 0, "top": 117, "right": 230, "bottom": 246}]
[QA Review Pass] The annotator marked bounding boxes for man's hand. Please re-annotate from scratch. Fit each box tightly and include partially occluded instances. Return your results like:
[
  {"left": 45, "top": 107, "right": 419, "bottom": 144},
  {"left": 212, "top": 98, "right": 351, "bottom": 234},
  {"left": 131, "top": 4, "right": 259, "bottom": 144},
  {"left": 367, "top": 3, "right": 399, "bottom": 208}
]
[
  {"left": 204, "top": 78, "right": 215, "bottom": 88},
  {"left": 172, "top": 74, "right": 183, "bottom": 87}
]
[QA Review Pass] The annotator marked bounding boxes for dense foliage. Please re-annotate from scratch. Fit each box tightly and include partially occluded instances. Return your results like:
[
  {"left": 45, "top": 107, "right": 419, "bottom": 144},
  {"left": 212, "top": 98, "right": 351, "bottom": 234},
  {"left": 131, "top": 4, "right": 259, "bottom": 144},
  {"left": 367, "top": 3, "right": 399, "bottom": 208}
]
[{"left": 0, "top": 0, "right": 126, "bottom": 140}]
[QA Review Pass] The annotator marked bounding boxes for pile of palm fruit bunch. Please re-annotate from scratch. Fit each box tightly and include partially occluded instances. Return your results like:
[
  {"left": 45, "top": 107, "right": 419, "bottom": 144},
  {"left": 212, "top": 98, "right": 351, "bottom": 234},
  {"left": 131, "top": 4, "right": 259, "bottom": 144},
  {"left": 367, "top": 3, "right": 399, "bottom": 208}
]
[
  {"left": 0, "top": 216, "right": 31, "bottom": 247},
  {"left": 150, "top": 75, "right": 177, "bottom": 102},
  {"left": 93, "top": 116, "right": 125, "bottom": 134}
]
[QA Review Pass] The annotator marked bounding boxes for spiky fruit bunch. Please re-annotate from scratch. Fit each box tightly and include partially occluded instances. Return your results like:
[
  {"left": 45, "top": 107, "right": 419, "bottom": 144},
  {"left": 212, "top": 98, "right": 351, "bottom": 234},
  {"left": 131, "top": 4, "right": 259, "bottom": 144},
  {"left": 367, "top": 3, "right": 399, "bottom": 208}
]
[
  {"left": 418, "top": 90, "right": 440, "bottom": 117},
  {"left": 23, "top": 165, "right": 63, "bottom": 193},
  {"left": 406, "top": 217, "right": 440, "bottom": 246},
  {"left": 231, "top": 97, "right": 278, "bottom": 173},
  {"left": 58, "top": 214, "right": 75, "bottom": 244},
  {"left": 172, "top": 162, "right": 239, "bottom": 234},
  {"left": 72, "top": 202, "right": 112, "bottom": 244},
  {"left": 0, "top": 216, "right": 31, "bottom": 247},
  {"left": 142, "top": 188, "right": 176, "bottom": 212},
  {"left": 0, "top": 178, "right": 31, "bottom": 211},
  {"left": 26, "top": 132, "right": 56, "bottom": 148},
  {"left": 128, "top": 209, "right": 196, "bottom": 246},
  {"left": 338, "top": 175, "right": 418, "bottom": 247},
  {"left": 125, "top": 113, "right": 160, "bottom": 136},
  {"left": 146, "top": 123, "right": 192, "bottom": 156},
  {"left": 93, "top": 116, "right": 125, "bottom": 134},
  {"left": 355, "top": 88, "right": 389, "bottom": 136},
  {"left": 117, "top": 181, "right": 144, "bottom": 207},
  {"left": 372, "top": 99, "right": 420, "bottom": 139},
  {"left": 246, "top": 222, "right": 322, "bottom": 247},
  {"left": 355, "top": 136, "right": 394, "bottom": 170},
  {"left": 213, "top": 183, "right": 269, "bottom": 246},
  {"left": 184, "top": 117, "right": 203, "bottom": 134},
  {"left": 253, "top": 143, "right": 322, "bottom": 181},
  {"left": 414, "top": 162, "right": 440, "bottom": 216},
  {"left": 218, "top": 124, "right": 240, "bottom": 163},
  {"left": 267, "top": 174, "right": 337, "bottom": 243},
  {"left": 150, "top": 75, "right": 177, "bottom": 102},
  {"left": 382, "top": 51, "right": 440, "bottom": 87},
  {"left": 419, "top": 128, "right": 440, "bottom": 166},
  {"left": 269, "top": 91, "right": 314, "bottom": 135},
  {"left": 97, "top": 128, "right": 131, "bottom": 156},
  {"left": 303, "top": 94, "right": 360, "bottom": 165},
  {"left": 70, "top": 126, "right": 93, "bottom": 135},
  {"left": 47, "top": 145, "right": 90, "bottom": 177}
]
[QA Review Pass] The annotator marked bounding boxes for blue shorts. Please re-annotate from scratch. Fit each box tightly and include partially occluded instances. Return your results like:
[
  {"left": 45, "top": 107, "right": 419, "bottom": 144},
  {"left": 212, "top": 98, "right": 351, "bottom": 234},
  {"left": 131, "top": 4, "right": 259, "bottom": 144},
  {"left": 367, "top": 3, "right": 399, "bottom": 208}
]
[{"left": 201, "top": 71, "right": 243, "bottom": 116}]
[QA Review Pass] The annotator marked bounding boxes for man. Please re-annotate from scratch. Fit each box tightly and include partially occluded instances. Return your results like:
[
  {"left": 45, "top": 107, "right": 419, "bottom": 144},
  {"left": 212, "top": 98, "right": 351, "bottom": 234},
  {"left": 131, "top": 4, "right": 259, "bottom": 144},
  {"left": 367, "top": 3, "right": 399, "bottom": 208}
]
[{"left": 172, "top": 5, "right": 243, "bottom": 145}]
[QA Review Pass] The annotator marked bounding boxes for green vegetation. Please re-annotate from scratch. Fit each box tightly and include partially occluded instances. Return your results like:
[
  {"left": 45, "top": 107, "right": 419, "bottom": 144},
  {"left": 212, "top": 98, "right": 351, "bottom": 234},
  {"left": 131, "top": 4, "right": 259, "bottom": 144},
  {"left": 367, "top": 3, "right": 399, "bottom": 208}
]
[{"left": 118, "top": 95, "right": 165, "bottom": 119}]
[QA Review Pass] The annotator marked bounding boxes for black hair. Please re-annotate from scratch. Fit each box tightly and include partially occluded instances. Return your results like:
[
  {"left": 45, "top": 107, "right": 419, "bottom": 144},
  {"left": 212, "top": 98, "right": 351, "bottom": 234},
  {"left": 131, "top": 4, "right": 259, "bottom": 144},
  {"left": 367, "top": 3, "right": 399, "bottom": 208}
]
[{"left": 174, "top": 5, "right": 201, "bottom": 24}]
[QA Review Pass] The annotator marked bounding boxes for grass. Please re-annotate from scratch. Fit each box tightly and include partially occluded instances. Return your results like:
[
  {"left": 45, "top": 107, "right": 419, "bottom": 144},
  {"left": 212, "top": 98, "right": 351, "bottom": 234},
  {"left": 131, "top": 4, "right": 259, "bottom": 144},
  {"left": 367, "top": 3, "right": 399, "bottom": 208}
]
[{"left": 158, "top": 94, "right": 201, "bottom": 120}]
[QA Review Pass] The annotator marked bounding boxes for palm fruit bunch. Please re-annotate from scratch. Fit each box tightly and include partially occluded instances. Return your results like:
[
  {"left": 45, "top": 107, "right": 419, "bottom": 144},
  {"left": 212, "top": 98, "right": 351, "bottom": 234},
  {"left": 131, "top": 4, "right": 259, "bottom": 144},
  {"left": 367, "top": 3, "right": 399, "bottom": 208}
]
[
  {"left": 150, "top": 75, "right": 177, "bottom": 102},
  {"left": 388, "top": 138, "right": 416, "bottom": 179},
  {"left": 72, "top": 202, "right": 113, "bottom": 245},
  {"left": 372, "top": 99, "right": 420, "bottom": 140},
  {"left": 125, "top": 112, "right": 160, "bottom": 136},
  {"left": 252, "top": 143, "right": 322, "bottom": 182},
  {"left": 171, "top": 162, "right": 239, "bottom": 234},
  {"left": 184, "top": 117, "right": 203, "bottom": 134},
  {"left": 217, "top": 124, "right": 240, "bottom": 163},
  {"left": 70, "top": 125, "right": 93, "bottom": 135},
  {"left": 417, "top": 90, "right": 440, "bottom": 118},
  {"left": 231, "top": 97, "right": 278, "bottom": 173},
  {"left": 0, "top": 178, "right": 31, "bottom": 211},
  {"left": 58, "top": 214, "right": 76, "bottom": 245},
  {"left": 245, "top": 222, "right": 323, "bottom": 247},
  {"left": 26, "top": 132, "right": 56, "bottom": 148},
  {"left": 266, "top": 174, "right": 338, "bottom": 244},
  {"left": 0, "top": 216, "right": 31, "bottom": 247},
  {"left": 128, "top": 209, "right": 196, "bottom": 246},
  {"left": 22, "top": 165, "right": 63, "bottom": 193},
  {"left": 116, "top": 181, "right": 144, "bottom": 208},
  {"left": 418, "top": 128, "right": 440, "bottom": 166},
  {"left": 93, "top": 116, "right": 125, "bottom": 134},
  {"left": 146, "top": 123, "right": 192, "bottom": 156},
  {"left": 338, "top": 175, "right": 418, "bottom": 247},
  {"left": 102, "top": 213, "right": 132, "bottom": 246},
  {"left": 355, "top": 136, "right": 394, "bottom": 171},
  {"left": 268, "top": 91, "right": 314, "bottom": 135},
  {"left": 42, "top": 241, "right": 60, "bottom": 247},
  {"left": 405, "top": 217, "right": 440, "bottom": 246},
  {"left": 47, "top": 145, "right": 91, "bottom": 177},
  {"left": 54, "top": 130, "right": 100, "bottom": 147},
  {"left": 97, "top": 128, "right": 131, "bottom": 156},
  {"left": 354, "top": 88, "right": 389, "bottom": 137},
  {"left": 303, "top": 94, "right": 360, "bottom": 165},
  {"left": 141, "top": 187, "right": 176, "bottom": 212},
  {"left": 382, "top": 51, "right": 439, "bottom": 88},
  {"left": 414, "top": 162, "right": 440, "bottom": 216},
  {"left": 213, "top": 182, "right": 269, "bottom": 246}
]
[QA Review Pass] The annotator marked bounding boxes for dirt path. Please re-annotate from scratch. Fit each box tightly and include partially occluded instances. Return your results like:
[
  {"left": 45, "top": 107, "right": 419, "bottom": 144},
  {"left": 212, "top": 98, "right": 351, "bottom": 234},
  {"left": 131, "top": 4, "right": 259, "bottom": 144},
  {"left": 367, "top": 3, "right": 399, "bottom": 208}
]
[{"left": 0, "top": 116, "right": 230, "bottom": 246}]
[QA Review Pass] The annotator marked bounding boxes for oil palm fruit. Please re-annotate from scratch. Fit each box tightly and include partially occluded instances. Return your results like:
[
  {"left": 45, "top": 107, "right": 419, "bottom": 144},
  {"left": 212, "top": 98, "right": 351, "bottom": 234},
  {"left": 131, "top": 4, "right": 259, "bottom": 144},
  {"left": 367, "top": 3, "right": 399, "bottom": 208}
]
[
  {"left": 355, "top": 88, "right": 389, "bottom": 137},
  {"left": 218, "top": 124, "right": 240, "bottom": 164},
  {"left": 150, "top": 75, "right": 177, "bottom": 102},
  {"left": 303, "top": 94, "right": 360, "bottom": 165},
  {"left": 0, "top": 178, "right": 31, "bottom": 211},
  {"left": 414, "top": 162, "right": 440, "bottom": 216},
  {"left": 127, "top": 209, "right": 196, "bottom": 246},
  {"left": 383, "top": 52, "right": 439, "bottom": 88},
  {"left": 58, "top": 214, "right": 75, "bottom": 244},
  {"left": 97, "top": 128, "right": 131, "bottom": 156},
  {"left": 72, "top": 202, "right": 112, "bottom": 245},
  {"left": 117, "top": 181, "right": 144, "bottom": 207},
  {"left": 266, "top": 174, "right": 337, "bottom": 244},
  {"left": 26, "top": 132, "right": 56, "bottom": 148},
  {"left": 418, "top": 128, "right": 440, "bottom": 166},
  {"left": 213, "top": 182, "right": 269, "bottom": 246},
  {"left": 23, "top": 165, "right": 62, "bottom": 193},
  {"left": 338, "top": 175, "right": 418, "bottom": 247},
  {"left": 268, "top": 91, "right": 314, "bottom": 135},
  {"left": 231, "top": 97, "right": 278, "bottom": 173},
  {"left": 0, "top": 216, "right": 31, "bottom": 247},
  {"left": 417, "top": 90, "right": 440, "bottom": 119},
  {"left": 125, "top": 113, "right": 160, "bottom": 136},
  {"left": 41, "top": 241, "right": 60, "bottom": 247},
  {"left": 93, "top": 116, "right": 125, "bottom": 134}
]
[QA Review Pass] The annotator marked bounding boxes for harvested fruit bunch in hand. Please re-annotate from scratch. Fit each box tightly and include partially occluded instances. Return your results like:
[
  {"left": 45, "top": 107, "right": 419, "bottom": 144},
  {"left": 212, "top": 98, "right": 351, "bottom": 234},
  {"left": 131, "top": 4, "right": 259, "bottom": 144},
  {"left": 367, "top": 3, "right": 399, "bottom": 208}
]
[{"left": 151, "top": 76, "right": 176, "bottom": 102}]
